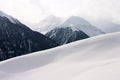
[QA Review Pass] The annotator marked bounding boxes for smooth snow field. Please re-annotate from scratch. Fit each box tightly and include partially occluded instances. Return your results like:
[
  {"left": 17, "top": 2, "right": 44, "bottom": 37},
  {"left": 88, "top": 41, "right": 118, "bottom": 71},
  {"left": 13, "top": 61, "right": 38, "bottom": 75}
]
[{"left": 0, "top": 32, "right": 120, "bottom": 80}]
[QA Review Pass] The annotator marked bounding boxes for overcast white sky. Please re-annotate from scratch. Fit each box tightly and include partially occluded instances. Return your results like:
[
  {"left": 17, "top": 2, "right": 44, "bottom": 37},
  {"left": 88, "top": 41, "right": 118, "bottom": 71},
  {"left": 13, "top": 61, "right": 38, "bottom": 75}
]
[{"left": 0, "top": 0, "right": 120, "bottom": 26}]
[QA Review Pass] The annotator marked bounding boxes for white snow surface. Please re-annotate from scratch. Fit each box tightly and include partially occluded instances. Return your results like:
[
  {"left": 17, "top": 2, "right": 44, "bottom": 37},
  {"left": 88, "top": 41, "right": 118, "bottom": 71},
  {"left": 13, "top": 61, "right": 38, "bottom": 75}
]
[
  {"left": 0, "top": 11, "right": 20, "bottom": 24},
  {"left": 0, "top": 32, "right": 120, "bottom": 80}
]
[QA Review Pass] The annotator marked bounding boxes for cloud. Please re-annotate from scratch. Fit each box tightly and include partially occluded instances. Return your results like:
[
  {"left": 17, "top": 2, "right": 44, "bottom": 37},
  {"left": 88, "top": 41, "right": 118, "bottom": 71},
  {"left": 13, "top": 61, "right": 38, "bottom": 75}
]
[
  {"left": 76, "top": 0, "right": 120, "bottom": 24},
  {"left": 30, "top": 0, "right": 50, "bottom": 15}
]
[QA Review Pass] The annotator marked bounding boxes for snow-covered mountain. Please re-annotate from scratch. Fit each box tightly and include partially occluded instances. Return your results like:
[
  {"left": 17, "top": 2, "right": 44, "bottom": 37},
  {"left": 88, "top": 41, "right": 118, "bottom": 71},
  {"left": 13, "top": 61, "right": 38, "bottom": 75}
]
[
  {"left": 0, "top": 32, "right": 120, "bottom": 80},
  {"left": 46, "top": 16, "right": 104, "bottom": 44},
  {"left": 33, "top": 15, "right": 62, "bottom": 34},
  {"left": 0, "top": 11, "right": 58, "bottom": 61},
  {"left": 59, "top": 16, "right": 105, "bottom": 37}
]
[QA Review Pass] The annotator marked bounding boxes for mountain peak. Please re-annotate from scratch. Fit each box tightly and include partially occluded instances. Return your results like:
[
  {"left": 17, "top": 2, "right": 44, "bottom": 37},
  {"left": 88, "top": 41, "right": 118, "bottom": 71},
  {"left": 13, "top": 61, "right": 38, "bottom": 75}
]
[
  {"left": 68, "top": 16, "right": 84, "bottom": 20},
  {"left": 59, "top": 16, "right": 105, "bottom": 37},
  {"left": 64, "top": 16, "right": 91, "bottom": 26}
]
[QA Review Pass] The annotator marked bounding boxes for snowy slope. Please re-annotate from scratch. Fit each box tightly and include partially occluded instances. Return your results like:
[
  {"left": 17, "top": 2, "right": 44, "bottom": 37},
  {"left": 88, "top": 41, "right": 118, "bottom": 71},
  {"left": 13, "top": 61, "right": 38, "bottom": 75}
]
[
  {"left": 33, "top": 16, "right": 62, "bottom": 34},
  {"left": 0, "top": 32, "right": 120, "bottom": 80}
]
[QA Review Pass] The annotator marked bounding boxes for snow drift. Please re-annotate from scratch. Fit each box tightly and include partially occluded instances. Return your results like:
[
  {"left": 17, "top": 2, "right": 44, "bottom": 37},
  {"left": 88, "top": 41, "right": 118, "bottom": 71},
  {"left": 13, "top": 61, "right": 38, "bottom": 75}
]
[{"left": 0, "top": 32, "right": 120, "bottom": 80}]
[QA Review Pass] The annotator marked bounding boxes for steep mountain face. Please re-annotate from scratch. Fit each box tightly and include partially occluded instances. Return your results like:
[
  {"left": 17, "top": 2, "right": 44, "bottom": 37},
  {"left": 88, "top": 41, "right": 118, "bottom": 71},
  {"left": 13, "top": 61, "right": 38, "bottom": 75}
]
[
  {"left": 0, "top": 11, "right": 58, "bottom": 61},
  {"left": 46, "top": 27, "right": 89, "bottom": 45},
  {"left": 46, "top": 16, "right": 104, "bottom": 45},
  {"left": 32, "top": 16, "right": 62, "bottom": 34}
]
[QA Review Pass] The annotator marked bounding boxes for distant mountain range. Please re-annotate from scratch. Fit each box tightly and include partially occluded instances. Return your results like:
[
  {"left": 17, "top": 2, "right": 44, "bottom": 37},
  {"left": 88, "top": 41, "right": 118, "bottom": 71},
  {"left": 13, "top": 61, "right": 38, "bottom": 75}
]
[
  {"left": 0, "top": 11, "right": 58, "bottom": 61},
  {"left": 45, "top": 16, "right": 105, "bottom": 44},
  {"left": 1, "top": 11, "right": 120, "bottom": 61}
]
